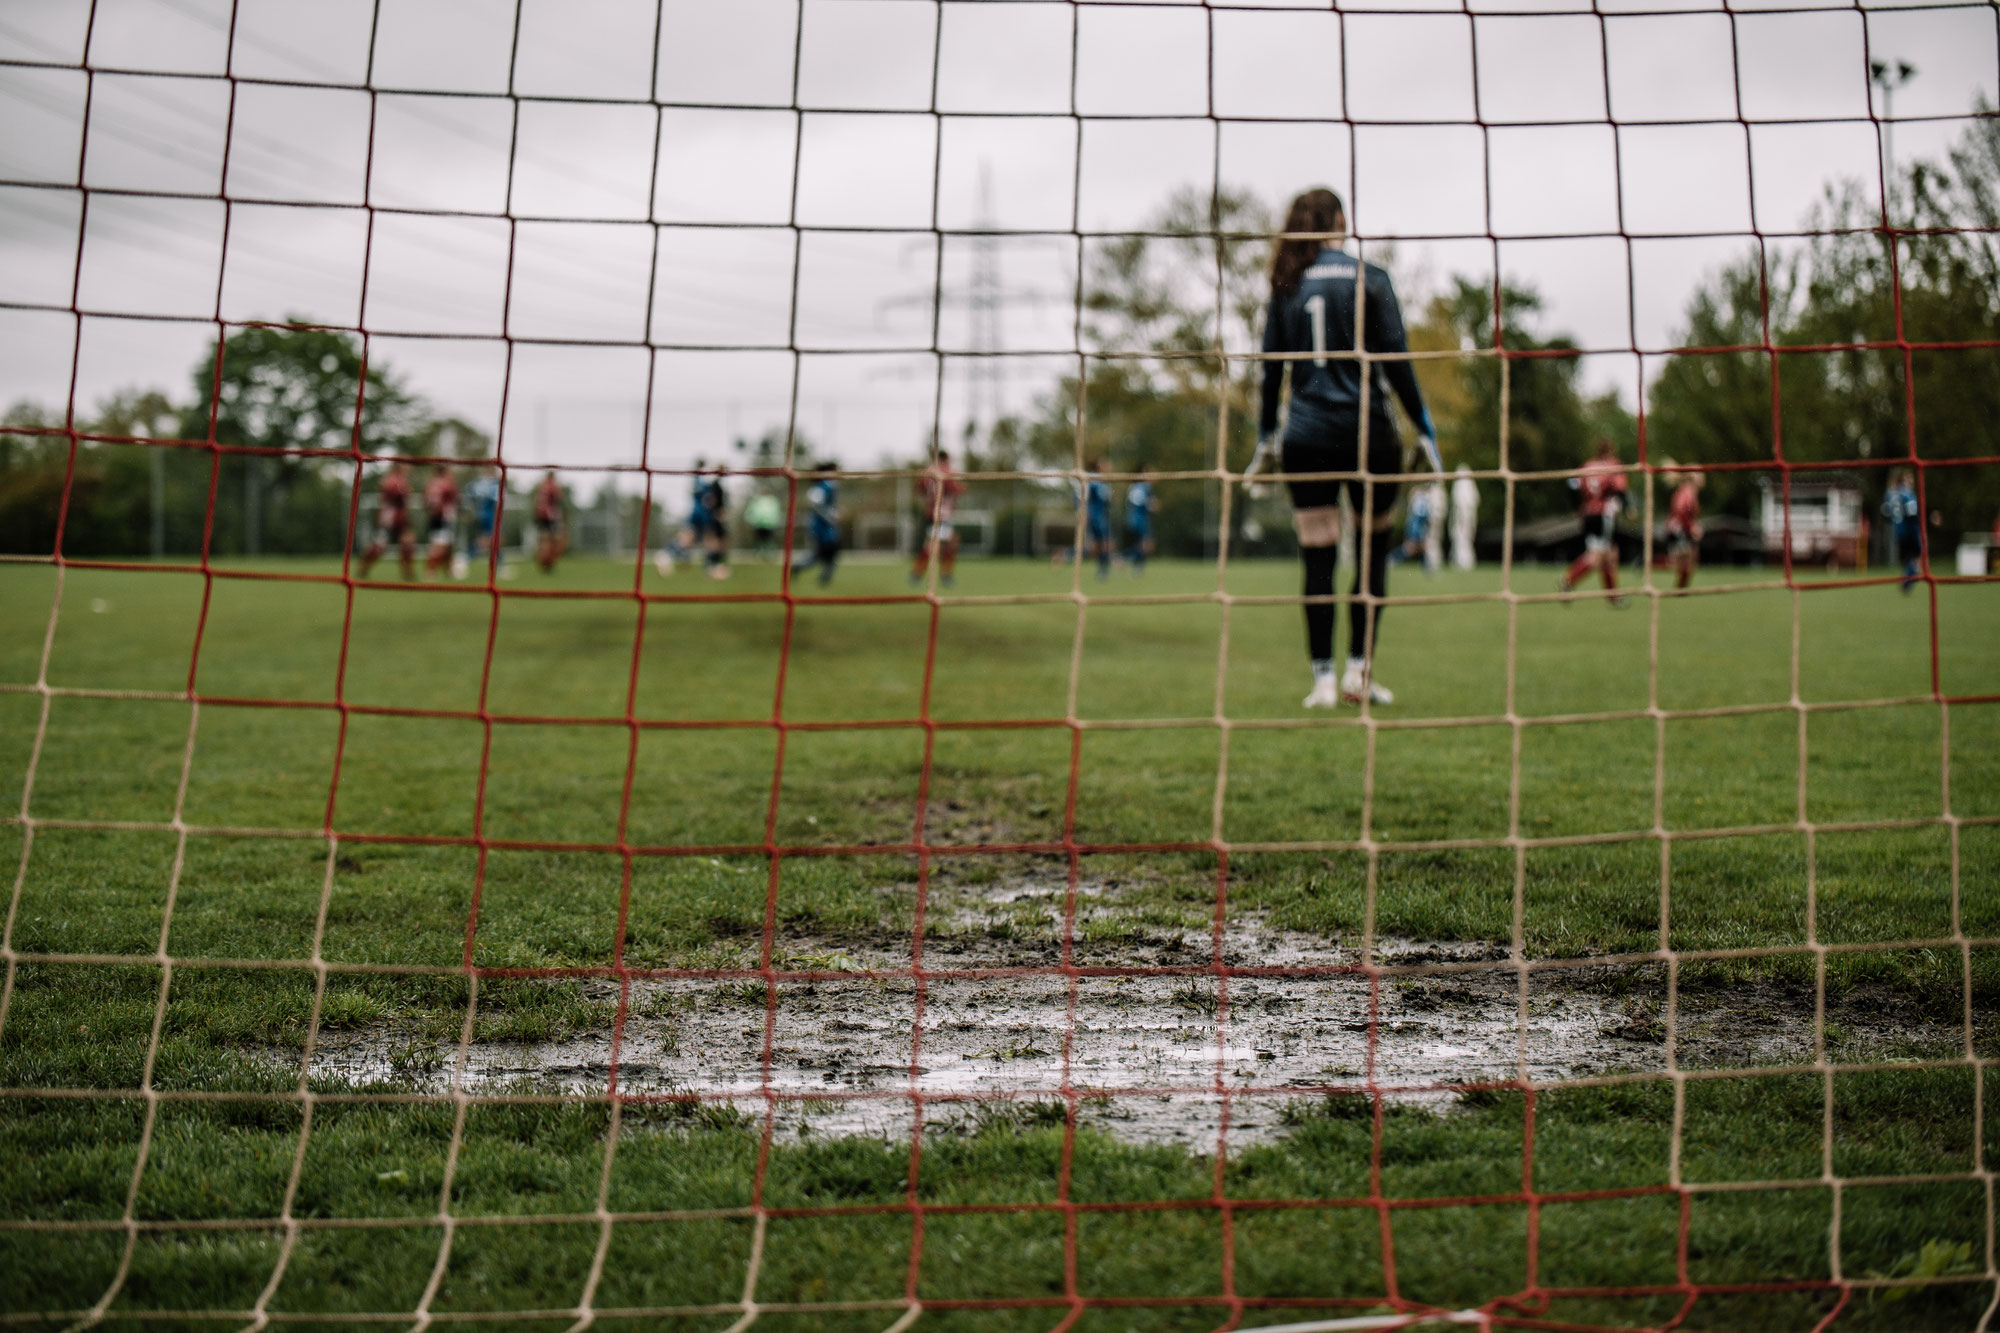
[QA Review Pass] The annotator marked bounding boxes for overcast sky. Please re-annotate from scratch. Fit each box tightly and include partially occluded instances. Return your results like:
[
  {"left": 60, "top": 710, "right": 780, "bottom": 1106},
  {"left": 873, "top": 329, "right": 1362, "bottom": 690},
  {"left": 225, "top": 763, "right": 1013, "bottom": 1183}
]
[{"left": 0, "top": 0, "right": 1994, "bottom": 476}]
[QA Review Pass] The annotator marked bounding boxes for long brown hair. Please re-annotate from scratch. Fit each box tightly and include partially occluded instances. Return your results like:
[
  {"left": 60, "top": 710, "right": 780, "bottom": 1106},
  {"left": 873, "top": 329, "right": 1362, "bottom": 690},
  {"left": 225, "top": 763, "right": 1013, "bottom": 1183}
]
[{"left": 1269, "top": 188, "right": 1346, "bottom": 298}]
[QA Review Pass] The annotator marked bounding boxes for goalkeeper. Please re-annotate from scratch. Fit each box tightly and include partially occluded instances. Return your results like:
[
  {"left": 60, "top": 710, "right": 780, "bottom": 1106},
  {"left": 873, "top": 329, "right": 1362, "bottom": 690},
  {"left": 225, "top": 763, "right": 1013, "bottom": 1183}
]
[{"left": 1248, "top": 187, "right": 1438, "bottom": 708}]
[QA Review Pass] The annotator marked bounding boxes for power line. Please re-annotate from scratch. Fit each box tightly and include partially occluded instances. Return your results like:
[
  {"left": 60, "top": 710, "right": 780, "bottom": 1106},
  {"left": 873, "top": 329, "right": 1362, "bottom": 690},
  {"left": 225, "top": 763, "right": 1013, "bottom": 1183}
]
[
  {"left": 877, "top": 159, "right": 1069, "bottom": 448},
  {"left": 1, "top": 73, "right": 913, "bottom": 341}
]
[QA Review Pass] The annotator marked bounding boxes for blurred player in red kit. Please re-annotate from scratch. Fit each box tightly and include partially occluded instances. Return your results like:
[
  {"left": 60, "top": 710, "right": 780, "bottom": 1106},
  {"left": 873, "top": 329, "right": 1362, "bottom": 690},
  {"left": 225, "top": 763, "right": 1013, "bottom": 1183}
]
[
  {"left": 422, "top": 463, "right": 459, "bottom": 578},
  {"left": 1664, "top": 469, "right": 1705, "bottom": 590},
  {"left": 359, "top": 460, "right": 416, "bottom": 581},
  {"left": 1559, "top": 438, "right": 1630, "bottom": 608},
  {"left": 909, "top": 449, "right": 967, "bottom": 587},
  {"left": 533, "top": 470, "right": 567, "bottom": 573}
]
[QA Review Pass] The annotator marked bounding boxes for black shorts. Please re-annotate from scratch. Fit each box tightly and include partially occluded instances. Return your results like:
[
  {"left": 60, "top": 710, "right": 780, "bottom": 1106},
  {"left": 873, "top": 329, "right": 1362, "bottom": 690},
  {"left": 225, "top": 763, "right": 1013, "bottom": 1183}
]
[
  {"left": 1896, "top": 532, "right": 1923, "bottom": 563},
  {"left": 1282, "top": 425, "right": 1401, "bottom": 516},
  {"left": 1665, "top": 524, "right": 1695, "bottom": 557},
  {"left": 1581, "top": 513, "right": 1613, "bottom": 544}
]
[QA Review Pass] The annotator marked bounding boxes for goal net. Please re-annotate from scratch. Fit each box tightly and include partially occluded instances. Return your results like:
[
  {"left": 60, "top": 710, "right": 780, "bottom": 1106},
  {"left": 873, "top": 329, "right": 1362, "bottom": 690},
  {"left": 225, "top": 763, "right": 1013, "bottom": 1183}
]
[{"left": 3, "top": 1, "right": 1997, "bottom": 1329}]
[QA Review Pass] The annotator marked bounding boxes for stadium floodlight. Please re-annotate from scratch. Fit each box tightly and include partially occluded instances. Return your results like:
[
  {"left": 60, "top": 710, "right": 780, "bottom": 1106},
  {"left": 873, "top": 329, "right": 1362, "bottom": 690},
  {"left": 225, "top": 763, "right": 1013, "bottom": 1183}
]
[{"left": 1870, "top": 58, "right": 1920, "bottom": 206}]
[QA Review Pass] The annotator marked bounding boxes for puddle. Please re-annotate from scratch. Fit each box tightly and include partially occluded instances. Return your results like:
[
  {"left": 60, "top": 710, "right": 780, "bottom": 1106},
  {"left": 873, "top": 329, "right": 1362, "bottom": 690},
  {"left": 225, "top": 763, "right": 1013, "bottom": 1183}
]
[
  {"left": 306, "top": 971, "right": 1607, "bottom": 1148},
  {"left": 294, "top": 922, "right": 1656, "bottom": 1148},
  {"left": 287, "top": 881, "right": 1968, "bottom": 1148}
]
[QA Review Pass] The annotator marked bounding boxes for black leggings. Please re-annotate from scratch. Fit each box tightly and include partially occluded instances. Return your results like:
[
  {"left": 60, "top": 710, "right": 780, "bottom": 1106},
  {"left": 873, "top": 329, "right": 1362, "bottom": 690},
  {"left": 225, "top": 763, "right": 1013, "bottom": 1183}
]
[{"left": 1303, "top": 525, "right": 1394, "bottom": 662}]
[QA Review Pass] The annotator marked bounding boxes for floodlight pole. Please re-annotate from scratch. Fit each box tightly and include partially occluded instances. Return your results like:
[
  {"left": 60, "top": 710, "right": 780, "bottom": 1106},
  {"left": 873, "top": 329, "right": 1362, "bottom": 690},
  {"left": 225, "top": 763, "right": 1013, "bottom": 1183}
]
[{"left": 1870, "top": 59, "right": 1917, "bottom": 214}]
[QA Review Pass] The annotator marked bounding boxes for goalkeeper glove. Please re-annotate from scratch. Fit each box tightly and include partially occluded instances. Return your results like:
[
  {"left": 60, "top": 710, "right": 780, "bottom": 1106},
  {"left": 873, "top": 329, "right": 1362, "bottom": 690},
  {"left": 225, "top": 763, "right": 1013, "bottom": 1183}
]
[
  {"left": 1415, "top": 408, "right": 1442, "bottom": 474},
  {"left": 1244, "top": 434, "right": 1278, "bottom": 499}
]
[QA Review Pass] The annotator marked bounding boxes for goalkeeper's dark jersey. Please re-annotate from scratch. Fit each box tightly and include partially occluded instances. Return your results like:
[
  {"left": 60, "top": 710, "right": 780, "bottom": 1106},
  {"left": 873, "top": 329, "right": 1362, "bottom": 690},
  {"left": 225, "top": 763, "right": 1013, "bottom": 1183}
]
[{"left": 1259, "top": 247, "right": 1430, "bottom": 444}]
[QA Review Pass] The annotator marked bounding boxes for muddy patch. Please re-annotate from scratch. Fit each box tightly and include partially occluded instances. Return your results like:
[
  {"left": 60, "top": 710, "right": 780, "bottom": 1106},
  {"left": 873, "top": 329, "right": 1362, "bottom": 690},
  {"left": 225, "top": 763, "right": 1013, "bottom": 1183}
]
[
  {"left": 289, "top": 880, "right": 1968, "bottom": 1148},
  {"left": 306, "top": 959, "right": 1595, "bottom": 1148},
  {"left": 292, "top": 956, "right": 1960, "bottom": 1151}
]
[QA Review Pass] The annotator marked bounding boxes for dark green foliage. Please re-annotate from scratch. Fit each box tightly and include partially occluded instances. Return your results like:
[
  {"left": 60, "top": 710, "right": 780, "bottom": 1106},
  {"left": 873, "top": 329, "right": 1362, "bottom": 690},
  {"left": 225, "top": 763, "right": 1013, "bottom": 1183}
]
[
  {"left": 1, "top": 324, "right": 480, "bottom": 558},
  {"left": 1426, "top": 276, "right": 1631, "bottom": 500},
  {"left": 1648, "top": 114, "right": 2000, "bottom": 544}
]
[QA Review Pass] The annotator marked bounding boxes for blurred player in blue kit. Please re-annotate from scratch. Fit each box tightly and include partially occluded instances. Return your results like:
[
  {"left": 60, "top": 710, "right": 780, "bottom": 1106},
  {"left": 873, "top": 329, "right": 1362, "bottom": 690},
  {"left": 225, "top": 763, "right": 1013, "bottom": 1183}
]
[
  {"left": 1392, "top": 484, "right": 1437, "bottom": 576},
  {"left": 696, "top": 466, "right": 730, "bottom": 579},
  {"left": 790, "top": 462, "right": 842, "bottom": 587},
  {"left": 462, "top": 465, "right": 504, "bottom": 579},
  {"left": 1084, "top": 457, "right": 1115, "bottom": 580},
  {"left": 685, "top": 460, "right": 708, "bottom": 549},
  {"left": 1124, "top": 463, "right": 1157, "bottom": 575},
  {"left": 1247, "top": 187, "right": 1438, "bottom": 708},
  {"left": 1882, "top": 468, "right": 1923, "bottom": 593},
  {"left": 656, "top": 458, "right": 719, "bottom": 576}
]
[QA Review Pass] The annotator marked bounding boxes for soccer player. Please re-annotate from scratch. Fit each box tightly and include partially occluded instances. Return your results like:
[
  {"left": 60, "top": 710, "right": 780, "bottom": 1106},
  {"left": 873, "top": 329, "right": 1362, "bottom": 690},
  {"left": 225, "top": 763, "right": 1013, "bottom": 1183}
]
[
  {"left": 909, "top": 448, "right": 966, "bottom": 587},
  {"left": 421, "top": 462, "right": 459, "bottom": 578},
  {"left": 1558, "top": 438, "right": 1630, "bottom": 608},
  {"left": 1124, "top": 462, "right": 1158, "bottom": 575},
  {"left": 1393, "top": 484, "right": 1436, "bottom": 576},
  {"left": 791, "top": 461, "right": 842, "bottom": 586},
  {"left": 744, "top": 487, "right": 783, "bottom": 561},
  {"left": 1084, "top": 457, "right": 1115, "bottom": 580},
  {"left": 686, "top": 460, "right": 708, "bottom": 552},
  {"left": 1248, "top": 187, "right": 1438, "bottom": 708},
  {"left": 655, "top": 458, "right": 709, "bottom": 575},
  {"left": 1882, "top": 467, "right": 1923, "bottom": 593},
  {"left": 697, "top": 464, "right": 730, "bottom": 579},
  {"left": 1449, "top": 464, "right": 1479, "bottom": 571},
  {"left": 532, "top": 469, "right": 566, "bottom": 573},
  {"left": 1664, "top": 468, "right": 1705, "bottom": 591},
  {"left": 464, "top": 464, "right": 503, "bottom": 580},
  {"left": 359, "top": 459, "right": 416, "bottom": 580}
]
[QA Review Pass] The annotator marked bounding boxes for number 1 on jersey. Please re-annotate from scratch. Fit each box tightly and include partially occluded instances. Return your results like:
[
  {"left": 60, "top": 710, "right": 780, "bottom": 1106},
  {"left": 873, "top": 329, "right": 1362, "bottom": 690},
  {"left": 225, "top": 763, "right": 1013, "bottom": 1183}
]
[{"left": 1304, "top": 293, "right": 1327, "bottom": 368}]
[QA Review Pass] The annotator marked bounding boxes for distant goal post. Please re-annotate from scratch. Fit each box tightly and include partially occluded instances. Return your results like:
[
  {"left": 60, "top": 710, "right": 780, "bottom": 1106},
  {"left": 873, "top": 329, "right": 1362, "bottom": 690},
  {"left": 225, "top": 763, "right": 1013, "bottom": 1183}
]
[{"left": 853, "top": 509, "right": 996, "bottom": 558}]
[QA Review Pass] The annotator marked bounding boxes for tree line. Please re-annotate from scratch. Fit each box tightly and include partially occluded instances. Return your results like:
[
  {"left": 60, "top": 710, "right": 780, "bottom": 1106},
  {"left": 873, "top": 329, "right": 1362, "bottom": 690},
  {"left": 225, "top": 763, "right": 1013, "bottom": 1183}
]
[
  {"left": 0, "top": 324, "right": 486, "bottom": 558},
  {"left": 1645, "top": 109, "right": 1999, "bottom": 538}
]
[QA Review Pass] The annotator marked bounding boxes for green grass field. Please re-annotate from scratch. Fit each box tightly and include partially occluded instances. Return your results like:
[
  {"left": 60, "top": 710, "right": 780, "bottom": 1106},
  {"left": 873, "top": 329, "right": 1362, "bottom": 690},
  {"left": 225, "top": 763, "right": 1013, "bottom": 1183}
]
[{"left": 3, "top": 552, "right": 1997, "bottom": 1329}]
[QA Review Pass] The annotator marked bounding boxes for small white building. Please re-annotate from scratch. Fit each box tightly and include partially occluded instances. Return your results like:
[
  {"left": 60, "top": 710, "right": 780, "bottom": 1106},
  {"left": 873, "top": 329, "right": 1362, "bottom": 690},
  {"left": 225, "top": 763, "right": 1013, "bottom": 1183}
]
[{"left": 1757, "top": 476, "right": 1865, "bottom": 569}]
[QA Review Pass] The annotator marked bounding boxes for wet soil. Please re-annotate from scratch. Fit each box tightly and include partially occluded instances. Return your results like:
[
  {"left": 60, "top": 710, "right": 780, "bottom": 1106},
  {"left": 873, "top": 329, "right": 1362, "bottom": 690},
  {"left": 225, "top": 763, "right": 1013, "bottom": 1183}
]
[{"left": 291, "top": 878, "right": 1968, "bottom": 1148}]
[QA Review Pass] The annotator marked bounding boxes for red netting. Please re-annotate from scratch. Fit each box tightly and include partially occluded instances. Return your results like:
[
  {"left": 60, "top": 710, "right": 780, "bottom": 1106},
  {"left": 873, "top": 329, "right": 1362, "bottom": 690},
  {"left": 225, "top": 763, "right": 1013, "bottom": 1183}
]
[{"left": 3, "top": 1, "right": 1998, "bottom": 1329}]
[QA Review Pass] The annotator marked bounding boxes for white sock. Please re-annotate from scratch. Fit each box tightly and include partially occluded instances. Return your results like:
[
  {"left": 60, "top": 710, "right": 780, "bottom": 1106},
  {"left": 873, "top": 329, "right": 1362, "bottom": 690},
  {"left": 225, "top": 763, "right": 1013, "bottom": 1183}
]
[
  {"left": 1346, "top": 655, "right": 1367, "bottom": 674},
  {"left": 1312, "top": 658, "right": 1336, "bottom": 683}
]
